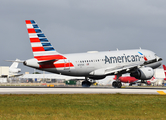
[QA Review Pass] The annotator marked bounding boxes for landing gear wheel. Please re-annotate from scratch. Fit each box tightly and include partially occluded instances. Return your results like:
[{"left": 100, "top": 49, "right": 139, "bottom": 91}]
[
  {"left": 112, "top": 81, "right": 118, "bottom": 88},
  {"left": 82, "top": 81, "right": 91, "bottom": 87},
  {"left": 112, "top": 81, "right": 122, "bottom": 88},
  {"left": 117, "top": 82, "right": 122, "bottom": 88}
]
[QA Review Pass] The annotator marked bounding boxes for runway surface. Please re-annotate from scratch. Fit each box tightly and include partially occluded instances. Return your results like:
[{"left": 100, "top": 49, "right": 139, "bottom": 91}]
[{"left": 0, "top": 87, "right": 166, "bottom": 94}]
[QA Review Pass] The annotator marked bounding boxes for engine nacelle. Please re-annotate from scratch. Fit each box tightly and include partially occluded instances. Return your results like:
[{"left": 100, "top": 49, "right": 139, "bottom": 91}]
[{"left": 130, "top": 67, "right": 154, "bottom": 80}]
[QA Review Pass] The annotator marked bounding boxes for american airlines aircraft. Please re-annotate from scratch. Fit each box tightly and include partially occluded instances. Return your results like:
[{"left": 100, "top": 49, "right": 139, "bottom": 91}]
[{"left": 23, "top": 20, "right": 162, "bottom": 88}]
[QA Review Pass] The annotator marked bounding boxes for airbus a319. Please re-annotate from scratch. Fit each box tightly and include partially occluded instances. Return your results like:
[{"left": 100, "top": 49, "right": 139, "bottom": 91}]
[{"left": 23, "top": 20, "right": 162, "bottom": 88}]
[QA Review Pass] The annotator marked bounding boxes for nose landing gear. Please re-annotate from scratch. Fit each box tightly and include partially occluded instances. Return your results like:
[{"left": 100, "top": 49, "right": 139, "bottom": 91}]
[
  {"left": 81, "top": 77, "right": 96, "bottom": 87},
  {"left": 82, "top": 81, "right": 92, "bottom": 87}
]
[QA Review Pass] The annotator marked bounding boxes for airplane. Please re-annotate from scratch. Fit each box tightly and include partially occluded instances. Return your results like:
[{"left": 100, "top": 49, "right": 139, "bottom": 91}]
[
  {"left": 113, "top": 64, "right": 166, "bottom": 86},
  {"left": 5, "top": 59, "right": 22, "bottom": 77},
  {"left": 113, "top": 74, "right": 137, "bottom": 86},
  {"left": 23, "top": 20, "right": 162, "bottom": 88},
  {"left": 162, "top": 65, "right": 166, "bottom": 81}
]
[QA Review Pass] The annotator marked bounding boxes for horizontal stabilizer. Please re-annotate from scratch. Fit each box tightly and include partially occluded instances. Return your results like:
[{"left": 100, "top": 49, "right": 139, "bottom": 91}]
[{"left": 6, "top": 60, "right": 24, "bottom": 63}]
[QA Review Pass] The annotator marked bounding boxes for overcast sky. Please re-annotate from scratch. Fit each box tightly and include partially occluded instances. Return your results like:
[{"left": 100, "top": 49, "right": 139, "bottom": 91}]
[{"left": 0, "top": 0, "right": 166, "bottom": 73}]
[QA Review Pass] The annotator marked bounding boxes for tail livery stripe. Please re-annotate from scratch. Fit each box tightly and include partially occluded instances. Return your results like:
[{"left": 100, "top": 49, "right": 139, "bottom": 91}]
[
  {"left": 25, "top": 20, "right": 74, "bottom": 69},
  {"left": 25, "top": 20, "right": 32, "bottom": 24},
  {"left": 27, "top": 29, "right": 36, "bottom": 33},
  {"left": 30, "top": 38, "right": 41, "bottom": 43},
  {"left": 25, "top": 20, "right": 56, "bottom": 55},
  {"left": 32, "top": 47, "right": 45, "bottom": 52},
  {"left": 25, "top": 20, "right": 64, "bottom": 60}
]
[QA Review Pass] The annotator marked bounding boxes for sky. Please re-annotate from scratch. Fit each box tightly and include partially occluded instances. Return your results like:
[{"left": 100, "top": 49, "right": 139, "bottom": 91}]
[{"left": 0, "top": 0, "right": 166, "bottom": 74}]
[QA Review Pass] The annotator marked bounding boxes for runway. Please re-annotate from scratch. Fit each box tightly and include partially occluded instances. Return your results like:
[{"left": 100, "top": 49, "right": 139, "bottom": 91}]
[{"left": 0, "top": 87, "right": 166, "bottom": 94}]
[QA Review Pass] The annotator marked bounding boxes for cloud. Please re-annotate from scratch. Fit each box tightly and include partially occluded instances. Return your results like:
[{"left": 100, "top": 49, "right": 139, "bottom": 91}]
[{"left": 0, "top": 0, "right": 166, "bottom": 73}]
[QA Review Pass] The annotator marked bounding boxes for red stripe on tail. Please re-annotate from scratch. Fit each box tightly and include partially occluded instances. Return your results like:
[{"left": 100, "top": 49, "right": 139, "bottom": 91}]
[
  {"left": 32, "top": 47, "right": 45, "bottom": 52},
  {"left": 27, "top": 28, "right": 36, "bottom": 33},
  {"left": 25, "top": 20, "right": 31, "bottom": 24},
  {"left": 30, "top": 38, "right": 40, "bottom": 43}
]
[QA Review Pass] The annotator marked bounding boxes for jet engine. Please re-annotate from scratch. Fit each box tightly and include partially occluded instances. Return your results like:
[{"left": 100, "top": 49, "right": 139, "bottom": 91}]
[{"left": 130, "top": 67, "right": 154, "bottom": 80}]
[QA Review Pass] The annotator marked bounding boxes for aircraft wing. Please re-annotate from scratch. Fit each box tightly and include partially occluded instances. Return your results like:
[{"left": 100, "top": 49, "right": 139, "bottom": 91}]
[{"left": 89, "top": 63, "right": 142, "bottom": 76}]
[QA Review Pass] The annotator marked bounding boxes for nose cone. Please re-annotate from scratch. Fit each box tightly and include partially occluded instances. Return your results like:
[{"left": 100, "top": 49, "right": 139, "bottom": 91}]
[
  {"left": 156, "top": 55, "right": 162, "bottom": 66},
  {"left": 144, "top": 55, "right": 162, "bottom": 69},
  {"left": 23, "top": 58, "right": 39, "bottom": 68}
]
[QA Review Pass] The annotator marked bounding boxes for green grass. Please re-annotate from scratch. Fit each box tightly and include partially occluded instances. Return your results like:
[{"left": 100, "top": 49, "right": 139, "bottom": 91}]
[{"left": 0, "top": 94, "right": 166, "bottom": 120}]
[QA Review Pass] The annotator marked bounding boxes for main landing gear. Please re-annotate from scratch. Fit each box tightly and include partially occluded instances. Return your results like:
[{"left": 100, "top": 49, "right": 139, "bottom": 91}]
[
  {"left": 112, "top": 73, "right": 122, "bottom": 88},
  {"left": 112, "top": 81, "right": 122, "bottom": 88},
  {"left": 82, "top": 81, "right": 92, "bottom": 87},
  {"left": 82, "top": 77, "right": 95, "bottom": 87}
]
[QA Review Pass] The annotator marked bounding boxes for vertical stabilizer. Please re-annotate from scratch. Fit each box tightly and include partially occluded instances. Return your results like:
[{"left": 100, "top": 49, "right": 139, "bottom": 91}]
[
  {"left": 9, "top": 59, "right": 20, "bottom": 69},
  {"left": 9, "top": 59, "right": 21, "bottom": 74},
  {"left": 25, "top": 20, "right": 64, "bottom": 62}
]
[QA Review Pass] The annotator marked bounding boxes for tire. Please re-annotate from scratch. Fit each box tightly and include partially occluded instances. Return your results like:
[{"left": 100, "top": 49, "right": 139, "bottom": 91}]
[
  {"left": 117, "top": 82, "right": 122, "bottom": 88},
  {"left": 112, "top": 81, "right": 118, "bottom": 88},
  {"left": 82, "top": 81, "right": 91, "bottom": 87}
]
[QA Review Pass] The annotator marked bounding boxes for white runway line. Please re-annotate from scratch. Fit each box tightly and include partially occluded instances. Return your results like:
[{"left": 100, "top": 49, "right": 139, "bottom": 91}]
[{"left": 0, "top": 88, "right": 166, "bottom": 94}]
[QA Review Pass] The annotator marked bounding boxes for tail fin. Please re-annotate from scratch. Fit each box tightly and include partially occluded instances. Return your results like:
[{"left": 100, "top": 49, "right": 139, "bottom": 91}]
[
  {"left": 9, "top": 59, "right": 21, "bottom": 73},
  {"left": 25, "top": 20, "right": 65, "bottom": 62},
  {"left": 163, "top": 65, "right": 166, "bottom": 77},
  {"left": 9, "top": 59, "right": 20, "bottom": 69}
]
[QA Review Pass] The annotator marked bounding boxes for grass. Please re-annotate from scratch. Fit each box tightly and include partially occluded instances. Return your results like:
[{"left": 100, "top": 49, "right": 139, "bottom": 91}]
[{"left": 0, "top": 94, "right": 166, "bottom": 120}]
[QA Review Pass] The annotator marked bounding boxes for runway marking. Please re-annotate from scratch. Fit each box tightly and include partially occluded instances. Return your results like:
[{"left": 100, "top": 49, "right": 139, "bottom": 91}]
[
  {"left": 157, "top": 91, "right": 166, "bottom": 95},
  {"left": 0, "top": 88, "right": 166, "bottom": 94},
  {"left": 121, "top": 86, "right": 126, "bottom": 88}
]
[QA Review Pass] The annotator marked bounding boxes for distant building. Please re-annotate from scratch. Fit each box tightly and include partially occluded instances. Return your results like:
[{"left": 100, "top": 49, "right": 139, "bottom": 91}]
[{"left": 0, "top": 66, "right": 9, "bottom": 77}]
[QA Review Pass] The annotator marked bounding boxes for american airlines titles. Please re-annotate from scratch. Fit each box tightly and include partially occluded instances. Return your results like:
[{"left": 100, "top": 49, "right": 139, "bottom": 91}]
[{"left": 105, "top": 54, "right": 141, "bottom": 64}]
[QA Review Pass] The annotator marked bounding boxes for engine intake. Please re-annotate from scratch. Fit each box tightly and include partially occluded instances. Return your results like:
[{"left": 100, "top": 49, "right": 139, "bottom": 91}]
[{"left": 130, "top": 67, "right": 154, "bottom": 80}]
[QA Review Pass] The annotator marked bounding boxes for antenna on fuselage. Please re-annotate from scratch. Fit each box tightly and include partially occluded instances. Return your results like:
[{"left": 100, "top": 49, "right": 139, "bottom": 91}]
[{"left": 139, "top": 47, "right": 142, "bottom": 50}]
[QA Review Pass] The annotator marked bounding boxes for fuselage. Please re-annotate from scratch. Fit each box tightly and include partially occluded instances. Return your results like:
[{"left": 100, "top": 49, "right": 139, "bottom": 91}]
[{"left": 24, "top": 49, "right": 162, "bottom": 78}]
